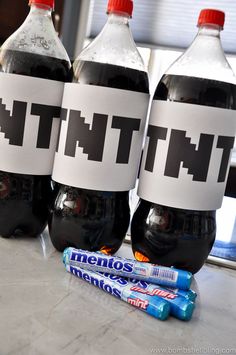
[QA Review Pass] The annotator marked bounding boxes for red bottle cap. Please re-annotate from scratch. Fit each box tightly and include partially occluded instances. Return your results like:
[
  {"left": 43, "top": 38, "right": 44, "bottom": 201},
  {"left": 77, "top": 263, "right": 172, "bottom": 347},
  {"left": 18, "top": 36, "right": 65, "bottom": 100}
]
[
  {"left": 107, "top": 0, "right": 133, "bottom": 17},
  {"left": 29, "top": 0, "right": 54, "bottom": 9},
  {"left": 198, "top": 9, "right": 225, "bottom": 28}
]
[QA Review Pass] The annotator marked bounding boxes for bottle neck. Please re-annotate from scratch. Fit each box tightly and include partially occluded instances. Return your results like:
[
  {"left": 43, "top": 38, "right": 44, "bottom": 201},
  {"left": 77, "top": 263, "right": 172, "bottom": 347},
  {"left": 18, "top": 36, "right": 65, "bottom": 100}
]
[
  {"left": 186, "top": 24, "right": 224, "bottom": 61},
  {"left": 197, "top": 24, "right": 222, "bottom": 38},
  {"left": 77, "top": 11, "right": 146, "bottom": 72},
  {"left": 29, "top": 3, "right": 53, "bottom": 18},
  {"left": 106, "top": 11, "right": 130, "bottom": 25},
  {"left": 193, "top": 24, "right": 223, "bottom": 52},
  {"left": 98, "top": 12, "right": 132, "bottom": 42}
]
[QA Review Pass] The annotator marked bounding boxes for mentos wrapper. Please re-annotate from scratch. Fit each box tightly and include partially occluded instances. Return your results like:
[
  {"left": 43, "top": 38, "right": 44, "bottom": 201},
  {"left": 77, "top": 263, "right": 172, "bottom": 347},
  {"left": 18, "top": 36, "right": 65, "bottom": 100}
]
[
  {"left": 166, "top": 287, "right": 197, "bottom": 302},
  {"left": 126, "top": 279, "right": 195, "bottom": 321},
  {"left": 63, "top": 248, "right": 192, "bottom": 290},
  {"left": 66, "top": 264, "right": 170, "bottom": 321},
  {"left": 127, "top": 279, "right": 197, "bottom": 302}
]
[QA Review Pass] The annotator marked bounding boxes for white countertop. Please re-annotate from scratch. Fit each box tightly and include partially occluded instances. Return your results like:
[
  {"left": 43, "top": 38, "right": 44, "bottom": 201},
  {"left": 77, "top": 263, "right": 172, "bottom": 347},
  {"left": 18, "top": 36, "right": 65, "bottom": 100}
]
[{"left": 0, "top": 233, "right": 236, "bottom": 355}]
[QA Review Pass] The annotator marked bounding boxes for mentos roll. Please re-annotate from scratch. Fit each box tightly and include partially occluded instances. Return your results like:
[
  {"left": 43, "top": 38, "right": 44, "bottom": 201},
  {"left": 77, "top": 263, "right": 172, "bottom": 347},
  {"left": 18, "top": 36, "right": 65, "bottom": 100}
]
[
  {"left": 66, "top": 264, "right": 170, "bottom": 321},
  {"left": 63, "top": 248, "right": 192, "bottom": 290},
  {"left": 128, "top": 284, "right": 194, "bottom": 321},
  {"left": 166, "top": 287, "right": 197, "bottom": 302},
  {"left": 127, "top": 279, "right": 197, "bottom": 302}
]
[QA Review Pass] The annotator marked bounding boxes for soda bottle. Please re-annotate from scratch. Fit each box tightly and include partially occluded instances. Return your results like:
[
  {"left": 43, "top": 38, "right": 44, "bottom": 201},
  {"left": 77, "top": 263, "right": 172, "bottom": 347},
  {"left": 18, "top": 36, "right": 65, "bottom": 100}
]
[
  {"left": 131, "top": 9, "right": 236, "bottom": 273},
  {"left": 0, "top": 0, "right": 71, "bottom": 237},
  {"left": 49, "top": 0, "right": 149, "bottom": 253}
]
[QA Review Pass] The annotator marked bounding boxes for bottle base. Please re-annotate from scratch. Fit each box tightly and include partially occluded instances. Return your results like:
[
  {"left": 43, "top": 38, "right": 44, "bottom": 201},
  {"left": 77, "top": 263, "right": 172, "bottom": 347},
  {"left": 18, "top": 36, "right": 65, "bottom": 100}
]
[
  {"left": 131, "top": 241, "right": 213, "bottom": 274},
  {"left": 0, "top": 223, "right": 47, "bottom": 239},
  {"left": 48, "top": 214, "right": 125, "bottom": 254}
]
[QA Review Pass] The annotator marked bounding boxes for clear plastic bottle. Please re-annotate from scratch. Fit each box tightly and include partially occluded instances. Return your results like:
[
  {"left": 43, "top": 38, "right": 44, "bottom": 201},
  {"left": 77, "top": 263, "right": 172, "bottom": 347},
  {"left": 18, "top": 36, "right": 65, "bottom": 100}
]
[
  {"left": 0, "top": 0, "right": 71, "bottom": 237},
  {"left": 131, "top": 9, "right": 236, "bottom": 273},
  {"left": 50, "top": 0, "right": 149, "bottom": 253}
]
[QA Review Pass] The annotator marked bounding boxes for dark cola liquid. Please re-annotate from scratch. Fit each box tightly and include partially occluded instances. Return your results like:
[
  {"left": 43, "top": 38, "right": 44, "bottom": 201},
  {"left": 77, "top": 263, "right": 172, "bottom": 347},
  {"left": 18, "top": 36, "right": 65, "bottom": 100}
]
[
  {"left": 0, "top": 49, "right": 70, "bottom": 237},
  {"left": 49, "top": 61, "right": 149, "bottom": 253},
  {"left": 131, "top": 74, "right": 236, "bottom": 273}
]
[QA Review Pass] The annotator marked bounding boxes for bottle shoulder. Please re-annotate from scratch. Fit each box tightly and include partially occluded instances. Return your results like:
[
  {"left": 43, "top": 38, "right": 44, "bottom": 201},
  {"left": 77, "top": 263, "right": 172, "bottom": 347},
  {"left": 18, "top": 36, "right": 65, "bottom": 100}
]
[
  {"left": 0, "top": 49, "right": 71, "bottom": 81},
  {"left": 154, "top": 74, "right": 236, "bottom": 110},
  {"left": 165, "top": 33, "right": 236, "bottom": 85},
  {"left": 1, "top": 14, "right": 70, "bottom": 62},
  {"left": 71, "top": 60, "right": 149, "bottom": 93},
  {"left": 0, "top": 13, "right": 71, "bottom": 81}
]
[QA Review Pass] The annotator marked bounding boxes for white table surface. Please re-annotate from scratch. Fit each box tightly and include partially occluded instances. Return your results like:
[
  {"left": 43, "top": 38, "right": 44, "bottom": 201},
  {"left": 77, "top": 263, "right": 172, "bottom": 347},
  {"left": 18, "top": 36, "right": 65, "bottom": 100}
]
[{"left": 0, "top": 233, "right": 236, "bottom": 355}]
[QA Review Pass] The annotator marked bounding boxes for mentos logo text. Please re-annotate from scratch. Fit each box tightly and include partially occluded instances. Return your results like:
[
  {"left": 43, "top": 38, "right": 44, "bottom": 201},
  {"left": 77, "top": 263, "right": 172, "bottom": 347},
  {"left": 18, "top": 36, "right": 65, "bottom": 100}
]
[
  {"left": 70, "top": 250, "right": 134, "bottom": 273},
  {"left": 101, "top": 274, "right": 151, "bottom": 288},
  {"left": 69, "top": 266, "right": 122, "bottom": 298},
  {"left": 100, "top": 272, "right": 129, "bottom": 286}
]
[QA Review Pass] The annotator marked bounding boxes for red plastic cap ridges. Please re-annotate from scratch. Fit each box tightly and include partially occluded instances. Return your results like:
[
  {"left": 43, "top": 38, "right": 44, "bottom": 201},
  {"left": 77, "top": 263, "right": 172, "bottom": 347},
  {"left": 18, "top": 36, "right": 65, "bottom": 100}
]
[
  {"left": 198, "top": 9, "right": 225, "bottom": 28},
  {"left": 29, "top": 0, "right": 54, "bottom": 9},
  {"left": 107, "top": 0, "right": 133, "bottom": 17}
]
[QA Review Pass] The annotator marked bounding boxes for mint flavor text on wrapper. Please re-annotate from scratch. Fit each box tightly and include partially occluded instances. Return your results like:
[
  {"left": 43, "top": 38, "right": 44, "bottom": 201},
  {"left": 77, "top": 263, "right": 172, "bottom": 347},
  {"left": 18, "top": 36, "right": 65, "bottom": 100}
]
[{"left": 125, "top": 279, "right": 195, "bottom": 320}]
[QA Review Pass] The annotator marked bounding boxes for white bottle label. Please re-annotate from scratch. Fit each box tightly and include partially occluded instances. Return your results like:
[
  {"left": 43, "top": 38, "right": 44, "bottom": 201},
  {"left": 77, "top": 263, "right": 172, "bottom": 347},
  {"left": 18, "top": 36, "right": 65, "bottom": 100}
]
[
  {"left": 138, "top": 101, "right": 236, "bottom": 210},
  {"left": 52, "top": 84, "right": 149, "bottom": 191},
  {"left": 0, "top": 73, "right": 64, "bottom": 175}
]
